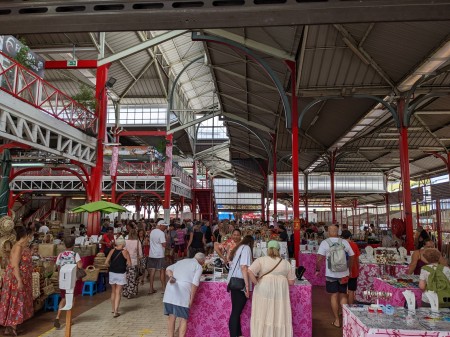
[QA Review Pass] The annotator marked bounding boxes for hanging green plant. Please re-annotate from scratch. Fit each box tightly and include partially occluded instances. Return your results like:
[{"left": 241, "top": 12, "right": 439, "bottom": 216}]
[
  {"left": 155, "top": 138, "right": 167, "bottom": 162},
  {"left": 14, "top": 38, "right": 32, "bottom": 69},
  {"left": 72, "top": 84, "right": 97, "bottom": 112}
]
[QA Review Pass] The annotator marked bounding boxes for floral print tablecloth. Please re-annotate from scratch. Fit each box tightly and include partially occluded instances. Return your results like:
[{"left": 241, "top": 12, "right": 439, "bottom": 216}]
[
  {"left": 356, "top": 264, "right": 409, "bottom": 303},
  {"left": 373, "top": 277, "right": 423, "bottom": 307},
  {"left": 186, "top": 280, "right": 312, "bottom": 337},
  {"left": 343, "top": 305, "right": 450, "bottom": 337},
  {"left": 298, "top": 252, "right": 326, "bottom": 286}
]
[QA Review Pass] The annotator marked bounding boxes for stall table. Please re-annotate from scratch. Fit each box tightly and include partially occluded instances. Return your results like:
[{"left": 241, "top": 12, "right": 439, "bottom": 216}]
[
  {"left": 356, "top": 263, "right": 409, "bottom": 303},
  {"left": 343, "top": 305, "right": 450, "bottom": 337},
  {"left": 298, "top": 252, "right": 325, "bottom": 286},
  {"left": 186, "top": 279, "right": 312, "bottom": 337},
  {"left": 373, "top": 276, "right": 422, "bottom": 307}
]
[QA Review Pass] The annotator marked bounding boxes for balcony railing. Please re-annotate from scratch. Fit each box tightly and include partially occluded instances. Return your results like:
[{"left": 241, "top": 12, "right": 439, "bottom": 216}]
[{"left": 0, "top": 51, "right": 97, "bottom": 133}]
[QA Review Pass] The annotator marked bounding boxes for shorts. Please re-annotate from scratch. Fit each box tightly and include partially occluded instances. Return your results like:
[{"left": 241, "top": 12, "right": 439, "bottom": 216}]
[
  {"left": 348, "top": 277, "right": 358, "bottom": 291},
  {"left": 109, "top": 272, "right": 127, "bottom": 285},
  {"left": 205, "top": 242, "right": 214, "bottom": 248},
  {"left": 164, "top": 303, "right": 190, "bottom": 319},
  {"left": 326, "top": 277, "right": 348, "bottom": 294},
  {"left": 147, "top": 257, "right": 166, "bottom": 270}
]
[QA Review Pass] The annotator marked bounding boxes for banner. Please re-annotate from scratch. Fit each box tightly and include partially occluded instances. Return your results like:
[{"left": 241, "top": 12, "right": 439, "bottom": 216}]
[
  {"left": 109, "top": 146, "right": 119, "bottom": 177},
  {"left": 0, "top": 35, "right": 45, "bottom": 77}
]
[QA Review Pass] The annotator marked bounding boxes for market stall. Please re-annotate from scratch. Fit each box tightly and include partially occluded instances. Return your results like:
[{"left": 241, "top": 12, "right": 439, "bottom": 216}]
[
  {"left": 298, "top": 252, "right": 325, "bottom": 286},
  {"left": 373, "top": 276, "right": 423, "bottom": 308},
  {"left": 356, "top": 263, "right": 409, "bottom": 303},
  {"left": 343, "top": 304, "right": 450, "bottom": 337},
  {"left": 186, "top": 279, "right": 312, "bottom": 337}
]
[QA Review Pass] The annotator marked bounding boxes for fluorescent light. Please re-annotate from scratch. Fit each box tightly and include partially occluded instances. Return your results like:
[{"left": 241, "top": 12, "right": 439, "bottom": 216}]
[
  {"left": 419, "top": 147, "right": 444, "bottom": 151},
  {"left": 373, "top": 138, "right": 398, "bottom": 141},
  {"left": 72, "top": 197, "right": 86, "bottom": 200},
  {"left": 104, "top": 143, "right": 121, "bottom": 146},
  {"left": 359, "top": 147, "right": 386, "bottom": 150},
  {"left": 11, "top": 162, "right": 45, "bottom": 167},
  {"left": 46, "top": 193, "right": 62, "bottom": 197}
]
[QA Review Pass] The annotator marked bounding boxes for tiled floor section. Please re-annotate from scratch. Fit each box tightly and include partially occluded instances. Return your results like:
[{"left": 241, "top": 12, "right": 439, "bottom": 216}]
[{"left": 18, "top": 282, "right": 342, "bottom": 337}]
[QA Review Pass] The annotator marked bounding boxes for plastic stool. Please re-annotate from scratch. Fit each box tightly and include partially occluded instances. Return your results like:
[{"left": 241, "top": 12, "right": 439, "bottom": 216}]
[
  {"left": 44, "top": 293, "right": 60, "bottom": 312},
  {"left": 82, "top": 281, "right": 97, "bottom": 296},
  {"left": 97, "top": 272, "right": 108, "bottom": 293}
]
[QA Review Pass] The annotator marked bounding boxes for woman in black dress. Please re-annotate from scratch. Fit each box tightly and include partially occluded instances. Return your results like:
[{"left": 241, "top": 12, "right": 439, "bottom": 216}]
[{"left": 186, "top": 223, "right": 206, "bottom": 258}]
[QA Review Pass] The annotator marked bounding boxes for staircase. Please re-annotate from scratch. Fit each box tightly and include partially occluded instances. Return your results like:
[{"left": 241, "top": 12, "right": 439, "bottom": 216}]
[{"left": 193, "top": 188, "right": 214, "bottom": 221}]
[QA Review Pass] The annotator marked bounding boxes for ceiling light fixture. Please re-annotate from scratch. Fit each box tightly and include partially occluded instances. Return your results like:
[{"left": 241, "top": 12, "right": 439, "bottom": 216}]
[{"left": 11, "top": 162, "right": 45, "bottom": 167}]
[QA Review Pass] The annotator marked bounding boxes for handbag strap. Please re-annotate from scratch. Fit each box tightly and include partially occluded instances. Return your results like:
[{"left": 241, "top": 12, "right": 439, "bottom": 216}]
[
  {"left": 230, "top": 247, "right": 243, "bottom": 278},
  {"left": 259, "top": 258, "right": 282, "bottom": 280},
  {"left": 110, "top": 249, "right": 122, "bottom": 265}
]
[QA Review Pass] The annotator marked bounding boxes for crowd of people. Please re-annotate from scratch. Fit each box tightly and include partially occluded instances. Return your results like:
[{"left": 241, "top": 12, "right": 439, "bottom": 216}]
[{"left": 0, "top": 216, "right": 448, "bottom": 336}]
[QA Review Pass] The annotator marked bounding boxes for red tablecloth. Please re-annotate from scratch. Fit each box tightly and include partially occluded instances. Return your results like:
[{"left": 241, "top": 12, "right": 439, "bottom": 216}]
[{"left": 186, "top": 280, "right": 312, "bottom": 337}]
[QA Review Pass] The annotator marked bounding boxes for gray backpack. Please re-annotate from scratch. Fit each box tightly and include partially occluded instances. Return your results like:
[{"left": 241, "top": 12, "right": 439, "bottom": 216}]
[{"left": 326, "top": 239, "right": 348, "bottom": 272}]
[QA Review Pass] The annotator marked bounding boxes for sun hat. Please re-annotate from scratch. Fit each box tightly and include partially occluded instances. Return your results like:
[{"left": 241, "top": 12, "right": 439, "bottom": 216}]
[{"left": 267, "top": 240, "right": 280, "bottom": 250}]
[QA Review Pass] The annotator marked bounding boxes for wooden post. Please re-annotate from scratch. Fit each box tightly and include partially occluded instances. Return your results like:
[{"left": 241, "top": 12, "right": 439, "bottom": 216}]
[{"left": 65, "top": 309, "right": 72, "bottom": 337}]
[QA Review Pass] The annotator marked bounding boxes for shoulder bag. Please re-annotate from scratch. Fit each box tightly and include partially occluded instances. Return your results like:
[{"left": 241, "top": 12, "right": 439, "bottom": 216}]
[
  {"left": 71, "top": 251, "right": 87, "bottom": 280},
  {"left": 258, "top": 258, "right": 283, "bottom": 281},
  {"left": 227, "top": 247, "right": 245, "bottom": 292}
]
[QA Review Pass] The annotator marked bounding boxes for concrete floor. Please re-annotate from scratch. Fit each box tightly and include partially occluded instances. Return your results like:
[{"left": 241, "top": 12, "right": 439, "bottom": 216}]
[{"left": 16, "top": 282, "right": 342, "bottom": 337}]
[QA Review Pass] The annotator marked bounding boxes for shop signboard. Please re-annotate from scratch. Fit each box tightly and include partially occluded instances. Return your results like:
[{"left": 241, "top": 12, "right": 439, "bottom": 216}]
[{"left": 0, "top": 35, "right": 45, "bottom": 77}]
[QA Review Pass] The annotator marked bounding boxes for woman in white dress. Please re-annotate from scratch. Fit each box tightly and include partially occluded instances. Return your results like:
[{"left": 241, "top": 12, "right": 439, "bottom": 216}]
[{"left": 248, "top": 240, "right": 295, "bottom": 337}]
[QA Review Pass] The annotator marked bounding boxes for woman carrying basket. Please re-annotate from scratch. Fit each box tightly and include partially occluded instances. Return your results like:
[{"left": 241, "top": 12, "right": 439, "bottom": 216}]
[{"left": 105, "top": 237, "right": 131, "bottom": 317}]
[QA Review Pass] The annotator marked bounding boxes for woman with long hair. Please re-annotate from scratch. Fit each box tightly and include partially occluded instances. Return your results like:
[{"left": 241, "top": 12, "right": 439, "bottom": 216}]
[
  {"left": 123, "top": 229, "right": 141, "bottom": 299},
  {"left": 0, "top": 226, "right": 34, "bottom": 335},
  {"left": 227, "top": 233, "right": 254, "bottom": 337}
]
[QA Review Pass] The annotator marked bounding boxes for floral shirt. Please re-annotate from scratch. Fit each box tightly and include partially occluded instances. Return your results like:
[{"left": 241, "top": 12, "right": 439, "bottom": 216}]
[
  {"left": 217, "top": 239, "right": 237, "bottom": 258},
  {"left": 56, "top": 250, "right": 81, "bottom": 268}
]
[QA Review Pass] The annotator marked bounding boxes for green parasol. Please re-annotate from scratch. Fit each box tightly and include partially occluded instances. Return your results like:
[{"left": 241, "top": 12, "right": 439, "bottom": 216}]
[{"left": 71, "top": 200, "right": 127, "bottom": 214}]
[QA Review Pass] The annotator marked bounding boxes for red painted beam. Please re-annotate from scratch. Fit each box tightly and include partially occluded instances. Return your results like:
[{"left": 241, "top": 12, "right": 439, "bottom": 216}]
[
  {"left": 119, "top": 130, "right": 167, "bottom": 137},
  {"left": 44, "top": 60, "right": 98, "bottom": 69}
]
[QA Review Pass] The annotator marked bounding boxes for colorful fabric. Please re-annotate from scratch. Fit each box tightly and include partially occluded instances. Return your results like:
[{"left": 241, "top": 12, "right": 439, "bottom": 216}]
[
  {"left": 298, "top": 253, "right": 326, "bottom": 286},
  {"left": 373, "top": 278, "right": 422, "bottom": 307},
  {"left": 0, "top": 248, "right": 34, "bottom": 326},
  {"left": 56, "top": 250, "right": 81, "bottom": 267},
  {"left": 185, "top": 281, "right": 312, "bottom": 337},
  {"left": 122, "top": 266, "right": 138, "bottom": 297}
]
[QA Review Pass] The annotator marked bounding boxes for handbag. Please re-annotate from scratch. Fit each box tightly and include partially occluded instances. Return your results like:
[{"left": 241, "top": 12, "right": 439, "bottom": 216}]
[
  {"left": 227, "top": 248, "right": 245, "bottom": 292},
  {"left": 76, "top": 267, "right": 87, "bottom": 280}
]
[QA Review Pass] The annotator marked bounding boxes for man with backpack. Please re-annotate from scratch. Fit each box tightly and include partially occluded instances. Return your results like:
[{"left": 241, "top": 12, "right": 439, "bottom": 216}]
[
  {"left": 419, "top": 248, "right": 450, "bottom": 308},
  {"left": 315, "top": 225, "right": 355, "bottom": 328}
]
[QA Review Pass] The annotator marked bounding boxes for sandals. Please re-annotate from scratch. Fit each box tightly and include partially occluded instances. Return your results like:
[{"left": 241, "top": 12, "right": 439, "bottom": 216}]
[
  {"left": 113, "top": 312, "right": 121, "bottom": 318},
  {"left": 147, "top": 290, "right": 157, "bottom": 295},
  {"left": 53, "top": 319, "right": 61, "bottom": 329}
]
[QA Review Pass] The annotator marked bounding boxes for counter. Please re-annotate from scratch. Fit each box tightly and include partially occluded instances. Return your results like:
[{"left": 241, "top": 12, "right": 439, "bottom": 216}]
[{"left": 186, "top": 279, "right": 312, "bottom": 337}]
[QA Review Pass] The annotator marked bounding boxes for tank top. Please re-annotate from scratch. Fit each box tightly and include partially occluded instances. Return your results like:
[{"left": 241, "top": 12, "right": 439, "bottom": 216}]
[
  {"left": 176, "top": 230, "right": 185, "bottom": 245},
  {"left": 110, "top": 249, "right": 127, "bottom": 274},
  {"left": 414, "top": 252, "right": 427, "bottom": 275},
  {"left": 191, "top": 231, "right": 204, "bottom": 248}
]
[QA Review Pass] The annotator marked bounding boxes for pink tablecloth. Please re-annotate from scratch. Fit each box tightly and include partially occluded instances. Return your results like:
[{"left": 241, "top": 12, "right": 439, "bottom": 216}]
[
  {"left": 186, "top": 281, "right": 312, "bottom": 337},
  {"left": 343, "top": 305, "right": 450, "bottom": 337},
  {"left": 356, "top": 264, "right": 409, "bottom": 302},
  {"left": 298, "top": 252, "right": 326, "bottom": 286},
  {"left": 373, "top": 278, "right": 422, "bottom": 307}
]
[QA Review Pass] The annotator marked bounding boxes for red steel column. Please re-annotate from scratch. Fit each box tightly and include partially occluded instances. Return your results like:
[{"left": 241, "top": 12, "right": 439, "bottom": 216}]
[
  {"left": 164, "top": 134, "right": 173, "bottom": 222},
  {"left": 286, "top": 61, "right": 300, "bottom": 265},
  {"left": 398, "top": 98, "right": 414, "bottom": 252},
  {"left": 87, "top": 63, "right": 110, "bottom": 236},
  {"left": 272, "top": 134, "right": 278, "bottom": 219},
  {"left": 330, "top": 150, "right": 336, "bottom": 224},
  {"left": 304, "top": 174, "right": 309, "bottom": 224},
  {"left": 436, "top": 198, "right": 442, "bottom": 251}
]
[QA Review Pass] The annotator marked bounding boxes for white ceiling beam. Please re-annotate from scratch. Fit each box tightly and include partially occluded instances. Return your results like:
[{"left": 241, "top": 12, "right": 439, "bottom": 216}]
[
  {"left": 222, "top": 112, "right": 274, "bottom": 133},
  {"left": 167, "top": 111, "right": 221, "bottom": 135},
  {"left": 194, "top": 142, "right": 230, "bottom": 160},
  {"left": 99, "top": 30, "right": 187, "bottom": 66},
  {"left": 415, "top": 110, "right": 450, "bottom": 115},
  {"left": 203, "top": 29, "right": 295, "bottom": 61}
]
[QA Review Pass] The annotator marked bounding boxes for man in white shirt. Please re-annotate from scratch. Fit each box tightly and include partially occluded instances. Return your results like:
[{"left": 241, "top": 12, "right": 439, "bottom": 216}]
[
  {"left": 163, "top": 253, "right": 206, "bottom": 337},
  {"left": 38, "top": 222, "right": 50, "bottom": 235},
  {"left": 315, "top": 225, "right": 354, "bottom": 328},
  {"left": 148, "top": 219, "right": 168, "bottom": 294}
]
